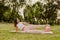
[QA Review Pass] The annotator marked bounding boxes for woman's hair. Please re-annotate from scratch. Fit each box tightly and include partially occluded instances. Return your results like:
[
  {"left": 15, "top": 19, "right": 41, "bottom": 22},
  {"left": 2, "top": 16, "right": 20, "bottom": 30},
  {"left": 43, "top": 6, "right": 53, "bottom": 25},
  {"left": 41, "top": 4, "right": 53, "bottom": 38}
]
[{"left": 14, "top": 18, "right": 18, "bottom": 27}]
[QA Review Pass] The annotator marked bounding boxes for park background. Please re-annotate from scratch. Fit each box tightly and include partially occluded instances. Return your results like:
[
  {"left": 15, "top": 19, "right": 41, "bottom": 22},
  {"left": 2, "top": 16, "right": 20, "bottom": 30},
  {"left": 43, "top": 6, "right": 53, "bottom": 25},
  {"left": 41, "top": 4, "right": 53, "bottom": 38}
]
[{"left": 0, "top": 0, "right": 60, "bottom": 40}]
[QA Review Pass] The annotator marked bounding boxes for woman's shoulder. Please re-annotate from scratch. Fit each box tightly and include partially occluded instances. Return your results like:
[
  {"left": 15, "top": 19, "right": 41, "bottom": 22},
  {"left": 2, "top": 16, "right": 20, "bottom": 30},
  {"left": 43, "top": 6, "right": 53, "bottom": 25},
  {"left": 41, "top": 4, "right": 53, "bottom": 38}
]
[{"left": 18, "top": 22, "right": 23, "bottom": 25}]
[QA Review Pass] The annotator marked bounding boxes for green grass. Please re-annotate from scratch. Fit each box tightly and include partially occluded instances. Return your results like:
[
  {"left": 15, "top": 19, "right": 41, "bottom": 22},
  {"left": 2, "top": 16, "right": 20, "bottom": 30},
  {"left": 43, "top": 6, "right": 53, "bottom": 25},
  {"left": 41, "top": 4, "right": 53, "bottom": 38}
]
[{"left": 0, "top": 23, "right": 60, "bottom": 40}]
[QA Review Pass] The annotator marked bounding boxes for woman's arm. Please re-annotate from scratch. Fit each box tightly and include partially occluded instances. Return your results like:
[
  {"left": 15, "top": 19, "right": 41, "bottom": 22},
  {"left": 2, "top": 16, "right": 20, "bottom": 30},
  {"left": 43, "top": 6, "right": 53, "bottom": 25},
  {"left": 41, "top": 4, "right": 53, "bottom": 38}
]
[{"left": 15, "top": 26, "right": 18, "bottom": 32}]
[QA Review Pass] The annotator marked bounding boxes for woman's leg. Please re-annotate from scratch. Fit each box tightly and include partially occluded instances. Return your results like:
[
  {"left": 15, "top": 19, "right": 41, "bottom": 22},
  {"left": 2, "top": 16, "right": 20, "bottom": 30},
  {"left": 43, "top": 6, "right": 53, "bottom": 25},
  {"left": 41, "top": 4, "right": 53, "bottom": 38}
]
[
  {"left": 23, "top": 25, "right": 46, "bottom": 30},
  {"left": 24, "top": 30, "right": 45, "bottom": 33},
  {"left": 23, "top": 25, "right": 45, "bottom": 31},
  {"left": 23, "top": 24, "right": 50, "bottom": 31},
  {"left": 22, "top": 25, "right": 46, "bottom": 33},
  {"left": 28, "top": 25, "right": 47, "bottom": 29}
]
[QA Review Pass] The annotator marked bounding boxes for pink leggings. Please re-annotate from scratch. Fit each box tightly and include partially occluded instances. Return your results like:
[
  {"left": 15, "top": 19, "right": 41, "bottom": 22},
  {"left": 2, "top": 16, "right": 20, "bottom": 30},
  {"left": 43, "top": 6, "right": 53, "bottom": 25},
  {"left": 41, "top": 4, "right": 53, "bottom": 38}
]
[{"left": 23, "top": 25, "right": 46, "bottom": 31}]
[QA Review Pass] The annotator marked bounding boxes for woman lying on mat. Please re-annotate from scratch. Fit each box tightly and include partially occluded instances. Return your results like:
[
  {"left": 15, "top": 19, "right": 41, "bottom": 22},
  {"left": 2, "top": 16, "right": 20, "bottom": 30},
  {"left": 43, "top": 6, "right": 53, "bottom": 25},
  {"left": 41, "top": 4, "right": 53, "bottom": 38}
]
[{"left": 14, "top": 18, "right": 51, "bottom": 33}]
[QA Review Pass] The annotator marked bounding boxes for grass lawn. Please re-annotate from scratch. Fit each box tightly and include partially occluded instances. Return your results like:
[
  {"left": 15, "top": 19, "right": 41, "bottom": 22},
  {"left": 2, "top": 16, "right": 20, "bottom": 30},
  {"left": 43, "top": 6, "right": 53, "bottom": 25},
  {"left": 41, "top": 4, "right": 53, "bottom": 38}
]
[{"left": 0, "top": 23, "right": 60, "bottom": 40}]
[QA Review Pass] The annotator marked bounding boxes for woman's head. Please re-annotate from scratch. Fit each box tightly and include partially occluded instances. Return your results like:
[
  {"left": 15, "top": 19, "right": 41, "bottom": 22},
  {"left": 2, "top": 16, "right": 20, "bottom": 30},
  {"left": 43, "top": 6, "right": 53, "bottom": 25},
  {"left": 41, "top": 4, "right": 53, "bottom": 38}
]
[{"left": 14, "top": 18, "right": 20, "bottom": 27}]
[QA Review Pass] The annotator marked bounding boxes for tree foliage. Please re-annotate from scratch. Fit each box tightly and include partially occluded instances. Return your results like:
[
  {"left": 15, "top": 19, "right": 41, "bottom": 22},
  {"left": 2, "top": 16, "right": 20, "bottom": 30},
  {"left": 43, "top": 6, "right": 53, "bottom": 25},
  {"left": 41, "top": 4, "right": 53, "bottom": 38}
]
[
  {"left": 24, "top": 2, "right": 45, "bottom": 24},
  {"left": 44, "top": 1, "right": 57, "bottom": 25},
  {"left": 24, "top": 1, "right": 59, "bottom": 25},
  {"left": 0, "top": 3, "right": 10, "bottom": 22},
  {"left": 0, "top": 0, "right": 60, "bottom": 25}
]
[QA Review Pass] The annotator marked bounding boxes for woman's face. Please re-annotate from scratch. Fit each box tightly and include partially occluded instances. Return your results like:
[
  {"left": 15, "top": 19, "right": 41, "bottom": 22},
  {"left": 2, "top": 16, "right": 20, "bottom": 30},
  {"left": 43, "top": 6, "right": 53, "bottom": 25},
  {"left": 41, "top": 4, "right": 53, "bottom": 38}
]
[{"left": 17, "top": 18, "right": 20, "bottom": 23}]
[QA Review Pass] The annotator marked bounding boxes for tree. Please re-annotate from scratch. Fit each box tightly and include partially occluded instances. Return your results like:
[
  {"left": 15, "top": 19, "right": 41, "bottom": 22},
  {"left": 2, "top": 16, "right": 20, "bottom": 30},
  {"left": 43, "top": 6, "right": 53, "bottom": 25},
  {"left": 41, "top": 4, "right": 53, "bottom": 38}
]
[
  {"left": 0, "top": 3, "right": 10, "bottom": 22},
  {"left": 32, "top": 2, "right": 45, "bottom": 24},
  {"left": 24, "top": 2, "right": 45, "bottom": 24},
  {"left": 44, "top": 0, "right": 58, "bottom": 25},
  {"left": 0, "top": 0, "right": 25, "bottom": 22}
]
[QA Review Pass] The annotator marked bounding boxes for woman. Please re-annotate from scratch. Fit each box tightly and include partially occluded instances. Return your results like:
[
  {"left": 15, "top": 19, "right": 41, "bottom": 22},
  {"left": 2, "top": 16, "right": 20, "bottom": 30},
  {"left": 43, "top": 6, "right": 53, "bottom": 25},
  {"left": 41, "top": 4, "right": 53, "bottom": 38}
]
[{"left": 14, "top": 18, "right": 50, "bottom": 33}]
